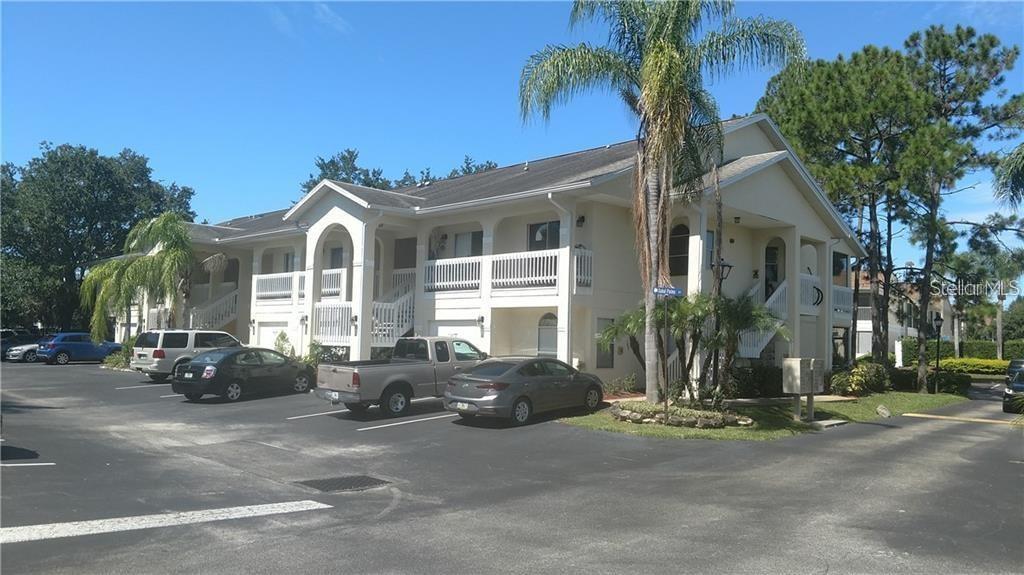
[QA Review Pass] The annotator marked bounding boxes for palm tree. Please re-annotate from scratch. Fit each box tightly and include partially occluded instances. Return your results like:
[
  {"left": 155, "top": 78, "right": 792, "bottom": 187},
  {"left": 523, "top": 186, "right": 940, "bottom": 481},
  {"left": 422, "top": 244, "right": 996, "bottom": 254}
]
[
  {"left": 520, "top": 0, "right": 804, "bottom": 401},
  {"left": 994, "top": 143, "right": 1023, "bottom": 210},
  {"left": 81, "top": 211, "right": 216, "bottom": 342},
  {"left": 715, "top": 294, "right": 783, "bottom": 382}
]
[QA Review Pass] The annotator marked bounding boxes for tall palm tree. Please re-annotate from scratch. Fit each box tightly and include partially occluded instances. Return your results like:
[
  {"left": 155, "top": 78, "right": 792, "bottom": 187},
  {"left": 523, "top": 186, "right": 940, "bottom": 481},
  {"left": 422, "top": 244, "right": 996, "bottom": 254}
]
[
  {"left": 520, "top": 0, "right": 804, "bottom": 401},
  {"left": 81, "top": 211, "right": 212, "bottom": 342}
]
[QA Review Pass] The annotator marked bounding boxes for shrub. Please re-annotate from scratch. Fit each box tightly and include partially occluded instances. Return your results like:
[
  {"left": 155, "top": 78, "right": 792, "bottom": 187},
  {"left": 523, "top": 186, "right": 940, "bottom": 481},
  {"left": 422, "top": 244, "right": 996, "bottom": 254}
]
[
  {"left": 102, "top": 336, "right": 135, "bottom": 369},
  {"left": 938, "top": 358, "right": 1009, "bottom": 375},
  {"left": 900, "top": 337, "right": 956, "bottom": 364},
  {"left": 928, "top": 372, "right": 972, "bottom": 396},
  {"left": 902, "top": 338, "right": 1024, "bottom": 362},
  {"left": 274, "top": 332, "right": 295, "bottom": 356},
  {"left": 616, "top": 400, "right": 724, "bottom": 422},
  {"left": 829, "top": 363, "right": 890, "bottom": 397},
  {"left": 603, "top": 373, "right": 639, "bottom": 396},
  {"left": 886, "top": 368, "right": 971, "bottom": 395},
  {"left": 729, "top": 365, "right": 783, "bottom": 398}
]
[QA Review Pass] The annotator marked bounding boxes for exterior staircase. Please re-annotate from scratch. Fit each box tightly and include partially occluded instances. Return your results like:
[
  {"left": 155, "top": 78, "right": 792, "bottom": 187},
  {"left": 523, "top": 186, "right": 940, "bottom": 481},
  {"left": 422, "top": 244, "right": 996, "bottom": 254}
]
[
  {"left": 738, "top": 280, "right": 787, "bottom": 359},
  {"left": 188, "top": 290, "right": 239, "bottom": 330}
]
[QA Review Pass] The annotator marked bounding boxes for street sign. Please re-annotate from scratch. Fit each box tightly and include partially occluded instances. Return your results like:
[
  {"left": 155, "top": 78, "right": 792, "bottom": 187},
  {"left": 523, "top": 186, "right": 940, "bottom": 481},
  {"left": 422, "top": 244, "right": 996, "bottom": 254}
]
[{"left": 652, "top": 286, "right": 683, "bottom": 297}]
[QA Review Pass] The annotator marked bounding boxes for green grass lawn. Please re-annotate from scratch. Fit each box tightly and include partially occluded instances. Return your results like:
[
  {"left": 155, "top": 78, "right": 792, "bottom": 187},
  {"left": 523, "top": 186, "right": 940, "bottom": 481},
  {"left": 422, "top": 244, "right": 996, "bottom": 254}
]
[
  {"left": 560, "top": 391, "right": 969, "bottom": 441},
  {"left": 812, "top": 391, "right": 968, "bottom": 423},
  {"left": 559, "top": 406, "right": 812, "bottom": 441}
]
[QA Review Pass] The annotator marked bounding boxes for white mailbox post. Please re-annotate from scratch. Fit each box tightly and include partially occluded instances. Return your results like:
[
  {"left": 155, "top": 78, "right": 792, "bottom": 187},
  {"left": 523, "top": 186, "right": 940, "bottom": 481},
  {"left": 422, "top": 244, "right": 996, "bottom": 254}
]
[{"left": 783, "top": 357, "right": 824, "bottom": 421}]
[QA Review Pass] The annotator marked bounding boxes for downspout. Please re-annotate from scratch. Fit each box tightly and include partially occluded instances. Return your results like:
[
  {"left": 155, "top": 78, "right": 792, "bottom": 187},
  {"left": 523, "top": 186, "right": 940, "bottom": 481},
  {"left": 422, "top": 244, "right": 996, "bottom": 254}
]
[{"left": 548, "top": 192, "right": 575, "bottom": 366}]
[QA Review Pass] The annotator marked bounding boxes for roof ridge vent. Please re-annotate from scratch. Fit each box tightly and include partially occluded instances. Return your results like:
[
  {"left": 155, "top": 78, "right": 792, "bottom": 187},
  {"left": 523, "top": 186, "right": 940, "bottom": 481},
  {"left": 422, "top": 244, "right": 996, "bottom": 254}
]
[{"left": 523, "top": 161, "right": 529, "bottom": 171}]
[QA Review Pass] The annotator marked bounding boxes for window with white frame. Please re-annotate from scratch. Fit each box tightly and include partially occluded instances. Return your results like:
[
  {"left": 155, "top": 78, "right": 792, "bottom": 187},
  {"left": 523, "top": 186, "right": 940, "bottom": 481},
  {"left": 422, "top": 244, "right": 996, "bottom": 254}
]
[
  {"left": 454, "top": 231, "right": 483, "bottom": 257},
  {"left": 528, "top": 221, "right": 560, "bottom": 251}
]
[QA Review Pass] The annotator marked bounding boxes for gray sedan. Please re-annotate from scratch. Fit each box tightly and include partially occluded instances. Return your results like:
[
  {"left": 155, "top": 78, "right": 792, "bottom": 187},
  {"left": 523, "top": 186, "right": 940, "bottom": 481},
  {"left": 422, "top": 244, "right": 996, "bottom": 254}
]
[{"left": 444, "top": 357, "right": 604, "bottom": 425}]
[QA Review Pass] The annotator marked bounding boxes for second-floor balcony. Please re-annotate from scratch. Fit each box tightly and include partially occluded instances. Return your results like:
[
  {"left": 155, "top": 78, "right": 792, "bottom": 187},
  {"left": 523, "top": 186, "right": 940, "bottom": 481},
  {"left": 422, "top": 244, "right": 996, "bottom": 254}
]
[{"left": 423, "top": 247, "right": 593, "bottom": 294}]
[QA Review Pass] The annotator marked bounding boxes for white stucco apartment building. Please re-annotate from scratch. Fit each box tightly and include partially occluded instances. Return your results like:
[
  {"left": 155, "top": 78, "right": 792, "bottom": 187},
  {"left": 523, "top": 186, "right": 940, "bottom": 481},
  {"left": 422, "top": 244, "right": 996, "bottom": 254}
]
[{"left": 123, "top": 114, "right": 866, "bottom": 383}]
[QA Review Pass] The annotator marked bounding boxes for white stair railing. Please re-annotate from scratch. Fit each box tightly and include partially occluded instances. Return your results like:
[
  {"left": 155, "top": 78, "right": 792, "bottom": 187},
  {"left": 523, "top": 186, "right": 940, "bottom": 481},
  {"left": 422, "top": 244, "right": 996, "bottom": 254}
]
[
  {"left": 371, "top": 290, "right": 415, "bottom": 347},
  {"left": 738, "top": 280, "right": 787, "bottom": 359},
  {"left": 189, "top": 290, "right": 238, "bottom": 329}
]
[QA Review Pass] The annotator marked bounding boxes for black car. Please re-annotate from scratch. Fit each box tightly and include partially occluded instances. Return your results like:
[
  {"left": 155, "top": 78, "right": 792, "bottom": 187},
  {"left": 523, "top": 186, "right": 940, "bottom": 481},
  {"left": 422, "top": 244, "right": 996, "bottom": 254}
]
[
  {"left": 172, "top": 347, "right": 314, "bottom": 402},
  {"left": 1004, "top": 371, "right": 1024, "bottom": 414},
  {"left": 1006, "top": 359, "right": 1024, "bottom": 384}
]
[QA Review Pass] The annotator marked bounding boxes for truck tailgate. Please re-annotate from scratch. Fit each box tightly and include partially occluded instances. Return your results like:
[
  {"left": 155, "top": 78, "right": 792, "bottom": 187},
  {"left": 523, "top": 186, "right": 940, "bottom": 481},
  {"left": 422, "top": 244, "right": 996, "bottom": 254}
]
[{"left": 317, "top": 364, "right": 358, "bottom": 393}]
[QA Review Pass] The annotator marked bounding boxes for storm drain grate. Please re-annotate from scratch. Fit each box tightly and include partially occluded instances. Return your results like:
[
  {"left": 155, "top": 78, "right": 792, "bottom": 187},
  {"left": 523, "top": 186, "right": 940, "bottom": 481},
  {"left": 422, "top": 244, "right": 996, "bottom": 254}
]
[{"left": 296, "top": 475, "right": 391, "bottom": 493}]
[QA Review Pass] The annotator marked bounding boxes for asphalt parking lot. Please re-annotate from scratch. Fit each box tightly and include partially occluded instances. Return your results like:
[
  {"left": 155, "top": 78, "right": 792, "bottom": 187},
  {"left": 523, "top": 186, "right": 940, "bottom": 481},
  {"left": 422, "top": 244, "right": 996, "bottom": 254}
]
[{"left": 2, "top": 361, "right": 1022, "bottom": 574}]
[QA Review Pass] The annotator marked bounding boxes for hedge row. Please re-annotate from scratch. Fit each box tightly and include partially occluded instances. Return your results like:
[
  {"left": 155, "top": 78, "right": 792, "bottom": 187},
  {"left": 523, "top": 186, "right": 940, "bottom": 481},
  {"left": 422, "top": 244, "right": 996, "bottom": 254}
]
[
  {"left": 937, "top": 358, "right": 1010, "bottom": 375},
  {"left": 899, "top": 337, "right": 1024, "bottom": 363},
  {"left": 889, "top": 368, "right": 972, "bottom": 395}
]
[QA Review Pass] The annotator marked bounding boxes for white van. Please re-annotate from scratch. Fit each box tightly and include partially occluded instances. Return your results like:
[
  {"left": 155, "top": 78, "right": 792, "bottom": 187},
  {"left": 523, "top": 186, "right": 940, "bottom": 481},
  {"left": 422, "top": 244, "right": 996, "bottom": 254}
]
[{"left": 130, "top": 330, "right": 241, "bottom": 381}]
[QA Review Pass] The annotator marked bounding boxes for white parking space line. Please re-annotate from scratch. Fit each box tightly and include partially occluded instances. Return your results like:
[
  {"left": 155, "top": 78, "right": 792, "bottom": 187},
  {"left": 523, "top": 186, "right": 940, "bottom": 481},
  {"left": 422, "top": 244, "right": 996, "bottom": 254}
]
[
  {"left": 1, "top": 462, "right": 56, "bottom": 467},
  {"left": 115, "top": 384, "right": 170, "bottom": 390},
  {"left": 286, "top": 408, "right": 349, "bottom": 420},
  {"left": 285, "top": 397, "right": 440, "bottom": 421},
  {"left": 160, "top": 394, "right": 184, "bottom": 399},
  {"left": 357, "top": 413, "right": 458, "bottom": 432},
  {"left": 0, "top": 499, "right": 332, "bottom": 544}
]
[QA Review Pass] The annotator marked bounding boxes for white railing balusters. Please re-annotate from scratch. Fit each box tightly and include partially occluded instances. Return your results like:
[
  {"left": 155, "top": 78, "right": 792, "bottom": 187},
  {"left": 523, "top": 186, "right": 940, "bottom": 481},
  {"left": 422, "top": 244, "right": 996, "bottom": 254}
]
[
  {"left": 491, "top": 249, "right": 559, "bottom": 288},
  {"left": 189, "top": 290, "right": 239, "bottom": 329},
  {"left": 321, "top": 268, "right": 347, "bottom": 298},
  {"left": 574, "top": 248, "right": 593, "bottom": 287},
  {"left": 423, "top": 255, "right": 482, "bottom": 291}
]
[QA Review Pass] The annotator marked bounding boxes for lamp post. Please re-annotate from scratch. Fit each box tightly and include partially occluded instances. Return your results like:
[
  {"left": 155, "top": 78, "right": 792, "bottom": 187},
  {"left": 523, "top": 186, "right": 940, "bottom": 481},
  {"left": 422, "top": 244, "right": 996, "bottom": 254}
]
[
  {"left": 933, "top": 314, "right": 944, "bottom": 394},
  {"left": 711, "top": 259, "right": 734, "bottom": 398}
]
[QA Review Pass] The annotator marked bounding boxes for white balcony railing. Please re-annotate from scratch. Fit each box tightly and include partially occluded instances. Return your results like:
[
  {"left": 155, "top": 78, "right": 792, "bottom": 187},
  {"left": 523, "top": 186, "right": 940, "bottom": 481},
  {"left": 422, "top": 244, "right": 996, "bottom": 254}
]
[
  {"left": 424, "top": 256, "right": 482, "bottom": 291},
  {"left": 574, "top": 248, "right": 593, "bottom": 288},
  {"left": 491, "top": 249, "right": 559, "bottom": 288},
  {"left": 313, "top": 301, "right": 353, "bottom": 345},
  {"left": 833, "top": 285, "right": 854, "bottom": 321},
  {"left": 255, "top": 271, "right": 306, "bottom": 300},
  {"left": 321, "top": 268, "right": 347, "bottom": 298}
]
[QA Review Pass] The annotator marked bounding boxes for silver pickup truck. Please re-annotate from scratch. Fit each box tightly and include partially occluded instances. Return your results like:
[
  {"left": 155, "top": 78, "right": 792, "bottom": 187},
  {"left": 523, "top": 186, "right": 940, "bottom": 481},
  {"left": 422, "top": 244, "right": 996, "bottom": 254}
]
[{"left": 314, "top": 336, "right": 488, "bottom": 417}]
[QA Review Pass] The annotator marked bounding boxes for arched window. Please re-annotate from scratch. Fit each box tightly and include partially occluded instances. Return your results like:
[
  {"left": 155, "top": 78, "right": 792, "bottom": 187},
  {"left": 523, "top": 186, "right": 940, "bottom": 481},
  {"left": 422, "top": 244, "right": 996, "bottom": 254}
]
[
  {"left": 537, "top": 313, "right": 557, "bottom": 357},
  {"left": 669, "top": 224, "right": 690, "bottom": 276}
]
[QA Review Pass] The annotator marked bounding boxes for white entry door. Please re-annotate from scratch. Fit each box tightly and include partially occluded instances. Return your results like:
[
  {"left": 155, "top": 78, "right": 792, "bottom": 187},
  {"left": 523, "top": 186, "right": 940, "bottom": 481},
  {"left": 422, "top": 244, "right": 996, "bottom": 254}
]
[{"left": 257, "top": 321, "right": 288, "bottom": 348}]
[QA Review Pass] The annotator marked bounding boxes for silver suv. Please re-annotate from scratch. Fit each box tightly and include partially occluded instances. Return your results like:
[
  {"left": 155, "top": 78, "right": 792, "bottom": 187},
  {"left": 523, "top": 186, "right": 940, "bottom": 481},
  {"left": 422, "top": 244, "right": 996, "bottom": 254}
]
[{"left": 130, "top": 330, "right": 242, "bottom": 381}]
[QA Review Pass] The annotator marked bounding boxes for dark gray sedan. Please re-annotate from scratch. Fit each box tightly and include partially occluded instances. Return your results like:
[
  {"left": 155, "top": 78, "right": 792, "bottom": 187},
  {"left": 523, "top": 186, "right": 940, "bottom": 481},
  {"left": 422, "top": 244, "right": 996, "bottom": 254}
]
[{"left": 443, "top": 357, "right": 604, "bottom": 425}]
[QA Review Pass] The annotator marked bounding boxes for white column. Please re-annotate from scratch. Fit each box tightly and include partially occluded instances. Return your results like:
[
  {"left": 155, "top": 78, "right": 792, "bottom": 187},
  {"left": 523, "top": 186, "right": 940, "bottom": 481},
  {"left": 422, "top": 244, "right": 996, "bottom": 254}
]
[
  {"left": 413, "top": 227, "right": 430, "bottom": 337},
  {"left": 785, "top": 227, "right": 801, "bottom": 359},
  {"left": 351, "top": 220, "right": 377, "bottom": 360},
  {"left": 686, "top": 207, "right": 707, "bottom": 296},
  {"left": 249, "top": 246, "right": 265, "bottom": 345},
  {"left": 817, "top": 241, "right": 833, "bottom": 373},
  {"left": 554, "top": 202, "right": 576, "bottom": 364},
  {"left": 479, "top": 218, "right": 498, "bottom": 353}
]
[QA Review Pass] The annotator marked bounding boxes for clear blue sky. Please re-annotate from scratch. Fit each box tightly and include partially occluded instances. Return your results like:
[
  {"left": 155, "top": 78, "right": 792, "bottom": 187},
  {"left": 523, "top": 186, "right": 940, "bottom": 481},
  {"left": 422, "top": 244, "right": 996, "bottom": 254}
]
[{"left": 3, "top": 1, "right": 1022, "bottom": 269}]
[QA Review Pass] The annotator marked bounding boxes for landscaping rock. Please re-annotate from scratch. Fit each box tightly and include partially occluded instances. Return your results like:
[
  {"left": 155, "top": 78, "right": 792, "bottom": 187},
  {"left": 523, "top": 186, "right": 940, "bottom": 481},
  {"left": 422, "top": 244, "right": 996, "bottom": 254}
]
[
  {"left": 617, "top": 410, "right": 633, "bottom": 421},
  {"left": 666, "top": 416, "right": 684, "bottom": 427},
  {"left": 681, "top": 417, "right": 698, "bottom": 428},
  {"left": 876, "top": 405, "right": 892, "bottom": 418},
  {"left": 722, "top": 414, "right": 738, "bottom": 426},
  {"left": 628, "top": 412, "right": 644, "bottom": 424},
  {"left": 736, "top": 416, "right": 754, "bottom": 427},
  {"left": 653, "top": 413, "right": 667, "bottom": 423},
  {"left": 609, "top": 405, "right": 622, "bottom": 418},
  {"left": 641, "top": 418, "right": 657, "bottom": 424},
  {"left": 697, "top": 417, "right": 725, "bottom": 429}
]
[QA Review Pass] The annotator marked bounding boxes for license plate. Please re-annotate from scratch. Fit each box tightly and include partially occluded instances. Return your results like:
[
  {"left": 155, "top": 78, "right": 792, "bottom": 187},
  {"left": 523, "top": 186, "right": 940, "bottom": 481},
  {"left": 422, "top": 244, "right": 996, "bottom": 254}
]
[
  {"left": 184, "top": 372, "right": 193, "bottom": 379},
  {"left": 455, "top": 402, "right": 469, "bottom": 410}
]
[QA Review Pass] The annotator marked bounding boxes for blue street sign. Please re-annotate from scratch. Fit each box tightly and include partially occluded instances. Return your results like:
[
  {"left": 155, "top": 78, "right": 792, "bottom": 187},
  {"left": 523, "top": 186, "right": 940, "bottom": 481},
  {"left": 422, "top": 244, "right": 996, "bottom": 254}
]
[{"left": 652, "top": 286, "right": 684, "bottom": 297}]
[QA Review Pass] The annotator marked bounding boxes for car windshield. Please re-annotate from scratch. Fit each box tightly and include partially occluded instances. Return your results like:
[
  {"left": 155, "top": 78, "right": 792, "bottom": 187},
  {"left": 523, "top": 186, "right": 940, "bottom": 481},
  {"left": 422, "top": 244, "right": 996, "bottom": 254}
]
[
  {"left": 135, "top": 332, "right": 159, "bottom": 348},
  {"left": 468, "top": 361, "right": 516, "bottom": 378},
  {"left": 193, "top": 350, "right": 235, "bottom": 364},
  {"left": 1010, "top": 360, "right": 1024, "bottom": 369}
]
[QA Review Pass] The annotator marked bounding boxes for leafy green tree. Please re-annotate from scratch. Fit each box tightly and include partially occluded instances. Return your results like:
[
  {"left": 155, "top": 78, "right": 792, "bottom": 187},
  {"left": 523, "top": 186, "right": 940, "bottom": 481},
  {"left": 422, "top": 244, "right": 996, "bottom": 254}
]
[
  {"left": 520, "top": 0, "right": 803, "bottom": 402},
  {"left": 902, "top": 25, "right": 1021, "bottom": 391},
  {"left": 301, "top": 150, "right": 497, "bottom": 194},
  {"left": 2, "top": 144, "right": 195, "bottom": 329},
  {"left": 758, "top": 47, "right": 924, "bottom": 365},
  {"left": 448, "top": 156, "right": 498, "bottom": 179},
  {"left": 994, "top": 143, "right": 1023, "bottom": 209},
  {"left": 1004, "top": 297, "right": 1024, "bottom": 341}
]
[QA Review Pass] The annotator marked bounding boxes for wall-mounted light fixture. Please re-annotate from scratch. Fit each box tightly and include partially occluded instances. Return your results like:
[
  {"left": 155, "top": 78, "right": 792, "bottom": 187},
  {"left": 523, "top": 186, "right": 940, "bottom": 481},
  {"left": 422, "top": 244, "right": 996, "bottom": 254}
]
[
  {"left": 576, "top": 215, "right": 586, "bottom": 228},
  {"left": 733, "top": 216, "right": 741, "bottom": 224},
  {"left": 249, "top": 318, "right": 256, "bottom": 333},
  {"left": 300, "top": 314, "right": 309, "bottom": 333}
]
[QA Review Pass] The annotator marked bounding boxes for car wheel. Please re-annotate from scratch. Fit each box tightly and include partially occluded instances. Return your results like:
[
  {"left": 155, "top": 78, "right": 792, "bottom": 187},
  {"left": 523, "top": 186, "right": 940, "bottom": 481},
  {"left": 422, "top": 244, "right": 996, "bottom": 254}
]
[
  {"left": 223, "top": 381, "right": 243, "bottom": 402},
  {"left": 380, "top": 386, "right": 411, "bottom": 417},
  {"left": 510, "top": 397, "right": 532, "bottom": 426},
  {"left": 22, "top": 351, "right": 36, "bottom": 363},
  {"left": 584, "top": 385, "right": 603, "bottom": 411},
  {"left": 184, "top": 393, "right": 203, "bottom": 402},
  {"left": 55, "top": 351, "right": 70, "bottom": 365},
  {"left": 1004, "top": 403, "right": 1015, "bottom": 413},
  {"left": 344, "top": 402, "right": 369, "bottom": 414},
  {"left": 293, "top": 373, "right": 311, "bottom": 393},
  {"left": 149, "top": 373, "right": 168, "bottom": 382}
]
